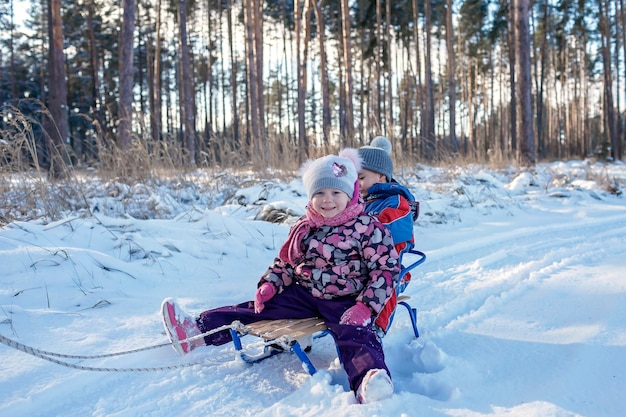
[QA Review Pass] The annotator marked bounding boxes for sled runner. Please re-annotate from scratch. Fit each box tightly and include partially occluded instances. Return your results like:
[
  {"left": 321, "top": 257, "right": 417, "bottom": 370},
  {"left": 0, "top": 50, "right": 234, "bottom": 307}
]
[{"left": 229, "top": 249, "right": 426, "bottom": 375}]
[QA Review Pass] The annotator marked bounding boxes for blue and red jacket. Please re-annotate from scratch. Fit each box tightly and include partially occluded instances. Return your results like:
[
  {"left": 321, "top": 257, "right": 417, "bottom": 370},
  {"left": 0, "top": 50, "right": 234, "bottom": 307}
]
[{"left": 363, "top": 181, "right": 418, "bottom": 333}]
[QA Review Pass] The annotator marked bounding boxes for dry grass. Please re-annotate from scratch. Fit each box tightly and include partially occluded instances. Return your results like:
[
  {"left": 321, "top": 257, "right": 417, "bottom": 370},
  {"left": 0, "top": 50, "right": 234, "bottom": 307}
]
[
  {"left": 0, "top": 108, "right": 306, "bottom": 225},
  {"left": 4, "top": 109, "right": 620, "bottom": 225},
  {"left": 1, "top": 106, "right": 91, "bottom": 224}
]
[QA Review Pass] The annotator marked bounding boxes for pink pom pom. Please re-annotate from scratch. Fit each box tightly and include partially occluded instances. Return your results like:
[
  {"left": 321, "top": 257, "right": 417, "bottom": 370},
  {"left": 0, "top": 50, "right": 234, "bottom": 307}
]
[{"left": 338, "top": 148, "right": 362, "bottom": 172}]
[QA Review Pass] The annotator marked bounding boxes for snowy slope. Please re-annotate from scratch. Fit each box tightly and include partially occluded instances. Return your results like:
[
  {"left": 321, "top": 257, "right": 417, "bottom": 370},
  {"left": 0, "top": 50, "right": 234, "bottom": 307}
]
[{"left": 1, "top": 160, "right": 625, "bottom": 417}]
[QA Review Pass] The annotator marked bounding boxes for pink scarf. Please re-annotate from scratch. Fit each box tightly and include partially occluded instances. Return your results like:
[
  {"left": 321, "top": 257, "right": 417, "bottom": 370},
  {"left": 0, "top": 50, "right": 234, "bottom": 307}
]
[{"left": 278, "top": 183, "right": 364, "bottom": 265}]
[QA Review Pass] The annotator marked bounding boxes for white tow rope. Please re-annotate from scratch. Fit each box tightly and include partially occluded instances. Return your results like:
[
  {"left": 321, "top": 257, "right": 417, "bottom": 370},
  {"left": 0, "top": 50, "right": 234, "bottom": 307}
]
[{"left": 0, "top": 324, "right": 241, "bottom": 372}]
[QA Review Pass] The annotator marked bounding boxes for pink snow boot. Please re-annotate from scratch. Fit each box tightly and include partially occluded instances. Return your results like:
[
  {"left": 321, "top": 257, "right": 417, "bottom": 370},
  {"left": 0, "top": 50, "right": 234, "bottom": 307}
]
[
  {"left": 161, "top": 298, "right": 202, "bottom": 355},
  {"left": 356, "top": 368, "right": 394, "bottom": 404}
]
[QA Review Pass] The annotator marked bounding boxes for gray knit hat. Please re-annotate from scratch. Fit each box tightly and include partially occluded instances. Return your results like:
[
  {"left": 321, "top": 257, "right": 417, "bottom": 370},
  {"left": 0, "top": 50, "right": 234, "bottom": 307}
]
[
  {"left": 358, "top": 136, "right": 393, "bottom": 181},
  {"left": 301, "top": 148, "right": 362, "bottom": 200}
]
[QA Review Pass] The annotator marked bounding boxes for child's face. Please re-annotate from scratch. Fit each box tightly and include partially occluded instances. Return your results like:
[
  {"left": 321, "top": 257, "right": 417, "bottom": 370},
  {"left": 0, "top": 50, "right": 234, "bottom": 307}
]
[
  {"left": 358, "top": 169, "right": 387, "bottom": 198},
  {"left": 310, "top": 188, "right": 351, "bottom": 218}
]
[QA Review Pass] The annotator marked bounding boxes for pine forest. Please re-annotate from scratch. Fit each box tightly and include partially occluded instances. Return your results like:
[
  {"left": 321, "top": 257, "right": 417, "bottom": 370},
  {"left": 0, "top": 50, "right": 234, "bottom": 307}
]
[{"left": 1, "top": 0, "right": 625, "bottom": 177}]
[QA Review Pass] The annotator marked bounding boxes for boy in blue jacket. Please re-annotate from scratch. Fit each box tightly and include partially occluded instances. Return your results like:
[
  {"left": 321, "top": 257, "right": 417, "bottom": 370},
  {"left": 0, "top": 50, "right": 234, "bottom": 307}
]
[{"left": 358, "top": 136, "right": 418, "bottom": 333}]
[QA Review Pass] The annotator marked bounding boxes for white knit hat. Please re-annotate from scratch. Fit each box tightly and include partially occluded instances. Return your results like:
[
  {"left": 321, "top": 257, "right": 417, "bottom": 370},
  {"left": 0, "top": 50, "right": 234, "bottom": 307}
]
[{"left": 301, "top": 149, "right": 362, "bottom": 200}]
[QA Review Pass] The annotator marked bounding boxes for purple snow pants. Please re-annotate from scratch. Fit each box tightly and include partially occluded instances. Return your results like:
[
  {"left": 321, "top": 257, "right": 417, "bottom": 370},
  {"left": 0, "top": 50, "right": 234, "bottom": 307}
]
[{"left": 196, "top": 283, "right": 390, "bottom": 392}]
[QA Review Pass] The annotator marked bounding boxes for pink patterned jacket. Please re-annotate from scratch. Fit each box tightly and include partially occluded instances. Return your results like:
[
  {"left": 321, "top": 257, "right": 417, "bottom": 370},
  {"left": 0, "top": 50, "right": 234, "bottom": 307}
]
[{"left": 259, "top": 213, "right": 400, "bottom": 316}]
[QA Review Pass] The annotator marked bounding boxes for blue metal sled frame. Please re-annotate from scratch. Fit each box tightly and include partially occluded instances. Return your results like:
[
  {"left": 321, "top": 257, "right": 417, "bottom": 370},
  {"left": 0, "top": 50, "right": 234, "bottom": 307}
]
[
  {"left": 394, "top": 249, "right": 426, "bottom": 338},
  {"left": 229, "top": 318, "right": 329, "bottom": 375}
]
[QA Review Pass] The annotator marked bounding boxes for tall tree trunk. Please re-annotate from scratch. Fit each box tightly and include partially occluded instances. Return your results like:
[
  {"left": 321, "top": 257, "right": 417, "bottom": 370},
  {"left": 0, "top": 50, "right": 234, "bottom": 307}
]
[
  {"left": 39, "top": 0, "right": 46, "bottom": 107},
  {"left": 424, "top": 0, "right": 435, "bottom": 156},
  {"left": 165, "top": 63, "right": 173, "bottom": 135},
  {"left": 599, "top": 0, "right": 618, "bottom": 161},
  {"left": 9, "top": 0, "right": 17, "bottom": 100},
  {"left": 386, "top": 0, "right": 393, "bottom": 140},
  {"left": 178, "top": 0, "right": 196, "bottom": 165},
  {"left": 118, "top": 0, "right": 135, "bottom": 151},
  {"left": 614, "top": 0, "right": 621, "bottom": 160},
  {"left": 516, "top": 0, "right": 535, "bottom": 165},
  {"left": 217, "top": 1, "right": 223, "bottom": 137},
  {"left": 446, "top": 0, "right": 456, "bottom": 148},
  {"left": 564, "top": 41, "right": 572, "bottom": 157},
  {"left": 45, "top": 0, "right": 71, "bottom": 177},
  {"left": 337, "top": 15, "right": 346, "bottom": 144},
  {"left": 151, "top": 0, "right": 163, "bottom": 144},
  {"left": 340, "top": 0, "right": 354, "bottom": 144},
  {"left": 412, "top": 0, "right": 423, "bottom": 156},
  {"left": 376, "top": 0, "right": 382, "bottom": 126},
  {"left": 534, "top": 1, "right": 548, "bottom": 159},
  {"left": 508, "top": 0, "right": 518, "bottom": 158},
  {"left": 617, "top": 0, "right": 626, "bottom": 160},
  {"left": 279, "top": 0, "right": 289, "bottom": 145},
  {"left": 227, "top": 0, "right": 239, "bottom": 145},
  {"left": 295, "top": 0, "right": 308, "bottom": 156},
  {"left": 467, "top": 60, "right": 475, "bottom": 157},
  {"left": 86, "top": 0, "right": 102, "bottom": 160},
  {"left": 312, "top": 0, "right": 331, "bottom": 145},
  {"left": 303, "top": 0, "right": 313, "bottom": 152},
  {"left": 254, "top": 0, "right": 265, "bottom": 156},
  {"left": 498, "top": 45, "right": 506, "bottom": 156},
  {"left": 136, "top": 7, "right": 145, "bottom": 141},
  {"left": 243, "top": 0, "right": 261, "bottom": 156},
  {"left": 358, "top": 25, "right": 366, "bottom": 141}
]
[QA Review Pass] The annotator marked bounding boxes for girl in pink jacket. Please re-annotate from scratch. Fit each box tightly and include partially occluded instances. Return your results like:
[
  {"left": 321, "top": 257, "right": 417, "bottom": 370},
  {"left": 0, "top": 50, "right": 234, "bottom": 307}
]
[{"left": 162, "top": 149, "right": 400, "bottom": 403}]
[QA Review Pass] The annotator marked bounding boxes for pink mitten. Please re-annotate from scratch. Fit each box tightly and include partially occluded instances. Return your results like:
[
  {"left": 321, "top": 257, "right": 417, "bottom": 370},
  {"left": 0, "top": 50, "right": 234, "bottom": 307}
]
[
  {"left": 254, "top": 282, "right": 276, "bottom": 313},
  {"left": 339, "top": 302, "right": 372, "bottom": 326}
]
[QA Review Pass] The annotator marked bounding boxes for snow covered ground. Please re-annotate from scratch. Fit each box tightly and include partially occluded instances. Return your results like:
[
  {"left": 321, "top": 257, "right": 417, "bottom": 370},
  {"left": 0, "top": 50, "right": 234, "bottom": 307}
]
[{"left": 1, "top": 160, "right": 625, "bottom": 417}]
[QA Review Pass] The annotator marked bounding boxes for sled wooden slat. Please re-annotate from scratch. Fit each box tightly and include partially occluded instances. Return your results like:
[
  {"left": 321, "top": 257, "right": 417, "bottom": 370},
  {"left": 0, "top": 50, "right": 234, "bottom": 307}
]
[
  {"left": 244, "top": 296, "right": 411, "bottom": 343},
  {"left": 243, "top": 317, "right": 327, "bottom": 341}
]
